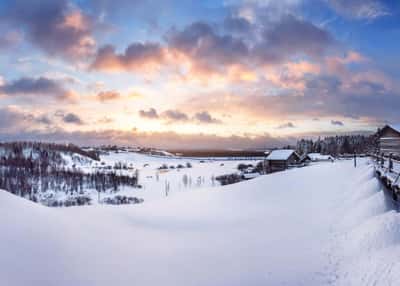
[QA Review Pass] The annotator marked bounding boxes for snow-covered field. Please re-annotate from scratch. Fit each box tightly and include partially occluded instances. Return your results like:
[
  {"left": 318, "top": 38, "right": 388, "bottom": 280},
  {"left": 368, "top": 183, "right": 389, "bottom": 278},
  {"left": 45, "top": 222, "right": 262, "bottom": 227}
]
[
  {"left": 91, "top": 151, "right": 261, "bottom": 202},
  {"left": 1, "top": 158, "right": 400, "bottom": 285}
]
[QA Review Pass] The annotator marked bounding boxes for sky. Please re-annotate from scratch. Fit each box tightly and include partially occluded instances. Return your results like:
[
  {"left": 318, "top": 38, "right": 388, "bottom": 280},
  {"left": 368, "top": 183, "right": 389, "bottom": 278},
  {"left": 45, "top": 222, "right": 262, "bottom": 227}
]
[{"left": 0, "top": 0, "right": 399, "bottom": 149}]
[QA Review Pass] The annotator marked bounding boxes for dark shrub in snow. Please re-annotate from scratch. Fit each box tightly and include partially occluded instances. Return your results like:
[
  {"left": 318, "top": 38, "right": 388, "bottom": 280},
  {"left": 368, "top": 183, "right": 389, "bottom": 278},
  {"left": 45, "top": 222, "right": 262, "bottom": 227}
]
[
  {"left": 237, "top": 163, "right": 253, "bottom": 171},
  {"left": 102, "top": 195, "right": 144, "bottom": 205},
  {"left": 215, "top": 174, "right": 243, "bottom": 186},
  {"left": 63, "top": 196, "right": 91, "bottom": 207},
  {"left": 46, "top": 196, "right": 92, "bottom": 207},
  {"left": 254, "top": 162, "right": 264, "bottom": 173}
]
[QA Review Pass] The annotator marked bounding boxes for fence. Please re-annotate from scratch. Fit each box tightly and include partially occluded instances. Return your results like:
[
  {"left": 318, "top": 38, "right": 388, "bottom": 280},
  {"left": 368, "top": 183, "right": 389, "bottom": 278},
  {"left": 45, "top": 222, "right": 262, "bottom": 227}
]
[{"left": 370, "top": 153, "right": 400, "bottom": 200}]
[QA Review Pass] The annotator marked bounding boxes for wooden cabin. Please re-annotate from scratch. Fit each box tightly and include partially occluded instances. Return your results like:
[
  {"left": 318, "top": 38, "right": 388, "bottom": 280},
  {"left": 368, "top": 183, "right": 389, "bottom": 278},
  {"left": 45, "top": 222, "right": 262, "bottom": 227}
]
[
  {"left": 265, "top": 149, "right": 300, "bottom": 173},
  {"left": 377, "top": 124, "right": 400, "bottom": 159}
]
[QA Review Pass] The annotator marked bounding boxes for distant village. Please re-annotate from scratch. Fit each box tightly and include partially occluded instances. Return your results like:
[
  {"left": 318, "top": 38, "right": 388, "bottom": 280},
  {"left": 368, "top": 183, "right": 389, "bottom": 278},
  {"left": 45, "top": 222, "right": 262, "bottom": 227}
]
[{"left": 263, "top": 125, "right": 399, "bottom": 173}]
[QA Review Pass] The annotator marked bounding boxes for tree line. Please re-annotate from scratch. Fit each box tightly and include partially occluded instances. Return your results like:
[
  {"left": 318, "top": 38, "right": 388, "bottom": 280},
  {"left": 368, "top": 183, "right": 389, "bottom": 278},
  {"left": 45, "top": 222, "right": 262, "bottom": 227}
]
[
  {"left": 296, "top": 134, "right": 376, "bottom": 156},
  {"left": 0, "top": 141, "right": 137, "bottom": 204}
]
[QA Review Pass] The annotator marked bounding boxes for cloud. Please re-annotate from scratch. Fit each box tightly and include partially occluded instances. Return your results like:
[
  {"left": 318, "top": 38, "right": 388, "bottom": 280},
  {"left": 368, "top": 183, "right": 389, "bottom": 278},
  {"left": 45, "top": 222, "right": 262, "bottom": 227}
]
[
  {"left": 97, "top": 116, "right": 114, "bottom": 124},
  {"left": 34, "top": 115, "right": 53, "bottom": 125},
  {"left": 0, "top": 107, "right": 54, "bottom": 132},
  {"left": 180, "top": 68, "right": 400, "bottom": 123},
  {"left": 331, "top": 120, "right": 344, "bottom": 126},
  {"left": 139, "top": 108, "right": 159, "bottom": 119},
  {"left": 0, "top": 30, "right": 22, "bottom": 50},
  {"left": 90, "top": 11, "right": 336, "bottom": 80},
  {"left": 0, "top": 77, "right": 75, "bottom": 101},
  {"left": 0, "top": 107, "right": 30, "bottom": 131},
  {"left": 97, "top": 90, "right": 120, "bottom": 101},
  {"left": 277, "top": 122, "right": 296, "bottom": 129},
  {"left": 139, "top": 108, "right": 222, "bottom": 124},
  {"left": 223, "top": 16, "right": 252, "bottom": 34},
  {"left": 328, "top": 0, "right": 389, "bottom": 20},
  {"left": 167, "top": 21, "right": 249, "bottom": 69},
  {"left": 91, "top": 43, "right": 166, "bottom": 72},
  {"left": 253, "top": 15, "right": 334, "bottom": 64},
  {"left": 3, "top": 0, "right": 96, "bottom": 60},
  {"left": 62, "top": 113, "right": 84, "bottom": 125},
  {"left": 162, "top": 109, "right": 189, "bottom": 122},
  {"left": 193, "top": 111, "right": 222, "bottom": 124},
  {"left": 0, "top": 128, "right": 294, "bottom": 150},
  {"left": 4, "top": 0, "right": 96, "bottom": 61}
]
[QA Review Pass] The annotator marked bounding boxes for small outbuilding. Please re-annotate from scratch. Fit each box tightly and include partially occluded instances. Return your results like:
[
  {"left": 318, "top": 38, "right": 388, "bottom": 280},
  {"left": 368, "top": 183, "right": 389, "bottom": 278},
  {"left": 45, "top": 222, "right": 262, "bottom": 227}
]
[
  {"left": 306, "top": 153, "right": 334, "bottom": 162},
  {"left": 264, "top": 149, "right": 300, "bottom": 173},
  {"left": 377, "top": 124, "right": 400, "bottom": 159}
]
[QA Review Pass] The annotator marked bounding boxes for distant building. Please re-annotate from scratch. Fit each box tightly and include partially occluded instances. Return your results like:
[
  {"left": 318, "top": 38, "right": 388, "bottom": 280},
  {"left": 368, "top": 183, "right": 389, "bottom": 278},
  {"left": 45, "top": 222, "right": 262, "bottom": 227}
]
[
  {"left": 306, "top": 153, "right": 334, "bottom": 162},
  {"left": 265, "top": 149, "right": 300, "bottom": 172},
  {"left": 377, "top": 124, "right": 400, "bottom": 159}
]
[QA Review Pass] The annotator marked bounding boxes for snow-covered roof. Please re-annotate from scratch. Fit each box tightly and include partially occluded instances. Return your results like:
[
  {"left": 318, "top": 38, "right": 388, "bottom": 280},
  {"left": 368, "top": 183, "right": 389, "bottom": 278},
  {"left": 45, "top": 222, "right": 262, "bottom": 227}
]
[
  {"left": 242, "top": 172, "right": 260, "bottom": 179},
  {"left": 388, "top": 124, "right": 400, "bottom": 133},
  {"left": 266, "top": 149, "right": 297, "bottom": 160},
  {"left": 307, "top": 153, "right": 333, "bottom": 161}
]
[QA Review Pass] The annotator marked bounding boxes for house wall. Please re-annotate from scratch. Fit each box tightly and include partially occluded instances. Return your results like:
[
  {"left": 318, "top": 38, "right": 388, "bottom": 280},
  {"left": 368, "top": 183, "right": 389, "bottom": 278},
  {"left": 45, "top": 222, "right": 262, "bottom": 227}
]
[
  {"left": 379, "top": 128, "right": 400, "bottom": 158},
  {"left": 268, "top": 160, "right": 287, "bottom": 172},
  {"left": 287, "top": 153, "right": 299, "bottom": 165}
]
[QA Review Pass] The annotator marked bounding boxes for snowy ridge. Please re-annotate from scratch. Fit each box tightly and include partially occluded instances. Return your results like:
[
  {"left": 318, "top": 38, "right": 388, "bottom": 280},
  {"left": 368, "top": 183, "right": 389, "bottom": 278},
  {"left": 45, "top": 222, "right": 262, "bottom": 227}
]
[
  {"left": 330, "top": 163, "right": 400, "bottom": 285},
  {"left": 1, "top": 159, "right": 400, "bottom": 285}
]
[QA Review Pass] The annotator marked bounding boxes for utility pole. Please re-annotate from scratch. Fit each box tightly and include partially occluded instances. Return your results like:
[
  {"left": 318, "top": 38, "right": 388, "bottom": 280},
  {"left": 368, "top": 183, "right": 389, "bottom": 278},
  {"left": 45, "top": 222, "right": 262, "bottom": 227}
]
[
  {"left": 353, "top": 151, "right": 357, "bottom": 168},
  {"left": 39, "top": 153, "right": 42, "bottom": 194}
]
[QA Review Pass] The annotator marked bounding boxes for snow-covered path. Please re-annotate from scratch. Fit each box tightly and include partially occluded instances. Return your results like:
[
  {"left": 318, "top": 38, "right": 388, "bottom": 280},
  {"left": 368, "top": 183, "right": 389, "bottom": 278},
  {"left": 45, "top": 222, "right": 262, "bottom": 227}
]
[{"left": 1, "top": 159, "right": 399, "bottom": 286}]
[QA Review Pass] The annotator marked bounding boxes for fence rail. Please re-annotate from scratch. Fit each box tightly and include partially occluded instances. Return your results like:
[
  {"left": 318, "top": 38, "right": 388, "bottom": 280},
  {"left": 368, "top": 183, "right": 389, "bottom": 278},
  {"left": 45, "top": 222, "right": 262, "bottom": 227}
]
[{"left": 369, "top": 153, "right": 400, "bottom": 196}]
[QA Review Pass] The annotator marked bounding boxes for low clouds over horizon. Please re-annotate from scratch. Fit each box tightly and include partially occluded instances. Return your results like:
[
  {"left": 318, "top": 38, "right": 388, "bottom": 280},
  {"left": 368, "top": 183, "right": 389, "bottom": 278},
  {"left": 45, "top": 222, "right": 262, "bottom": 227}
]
[{"left": 139, "top": 108, "right": 222, "bottom": 125}]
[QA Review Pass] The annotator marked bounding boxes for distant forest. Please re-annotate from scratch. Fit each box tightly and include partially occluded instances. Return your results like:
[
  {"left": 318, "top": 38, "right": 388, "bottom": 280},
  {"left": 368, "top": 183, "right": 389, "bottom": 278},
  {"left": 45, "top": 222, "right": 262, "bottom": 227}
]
[
  {"left": 0, "top": 142, "right": 138, "bottom": 205},
  {"left": 296, "top": 134, "right": 377, "bottom": 156}
]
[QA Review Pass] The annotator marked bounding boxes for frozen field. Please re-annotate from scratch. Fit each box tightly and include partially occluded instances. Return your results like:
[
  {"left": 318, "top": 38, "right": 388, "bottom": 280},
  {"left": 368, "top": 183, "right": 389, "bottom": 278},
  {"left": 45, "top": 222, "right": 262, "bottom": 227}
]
[
  {"left": 92, "top": 151, "right": 262, "bottom": 202},
  {"left": 1, "top": 158, "right": 400, "bottom": 286}
]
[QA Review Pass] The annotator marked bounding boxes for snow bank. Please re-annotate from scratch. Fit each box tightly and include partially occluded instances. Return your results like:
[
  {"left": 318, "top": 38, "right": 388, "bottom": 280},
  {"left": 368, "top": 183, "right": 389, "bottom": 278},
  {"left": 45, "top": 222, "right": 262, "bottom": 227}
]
[
  {"left": 338, "top": 191, "right": 387, "bottom": 230},
  {"left": 1, "top": 159, "right": 400, "bottom": 286},
  {"left": 334, "top": 211, "right": 400, "bottom": 286},
  {"left": 348, "top": 176, "right": 381, "bottom": 203},
  {"left": 330, "top": 161, "right": 400, "bottom": 286},
  {"left": 340, "top": 211, "right": 400, "bottom": 256}
]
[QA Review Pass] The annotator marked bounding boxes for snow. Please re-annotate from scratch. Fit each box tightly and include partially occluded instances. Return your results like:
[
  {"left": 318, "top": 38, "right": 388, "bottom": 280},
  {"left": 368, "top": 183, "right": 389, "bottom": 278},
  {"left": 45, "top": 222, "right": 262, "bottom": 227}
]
[
  {"left": 265, "top": 149, "right": 297, "bottom": 160},
  {"left": 1, "top": 158, "right": 400, "bottom": 286},
  {"left": 32, "top": 150, "right": 261, "bottom": 205},
  {"left": 242, "top": 172, "right": 260, "bottom": 179},
  {"left": 93, "top": 151, "right": 260, "bottom": 203}
]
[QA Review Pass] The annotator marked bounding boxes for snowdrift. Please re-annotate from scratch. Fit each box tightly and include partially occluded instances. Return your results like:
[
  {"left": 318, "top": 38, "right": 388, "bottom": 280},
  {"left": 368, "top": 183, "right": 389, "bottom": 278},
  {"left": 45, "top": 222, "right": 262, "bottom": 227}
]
[{"left": 1, "top": 159, "right": 399, "bottom": 286}]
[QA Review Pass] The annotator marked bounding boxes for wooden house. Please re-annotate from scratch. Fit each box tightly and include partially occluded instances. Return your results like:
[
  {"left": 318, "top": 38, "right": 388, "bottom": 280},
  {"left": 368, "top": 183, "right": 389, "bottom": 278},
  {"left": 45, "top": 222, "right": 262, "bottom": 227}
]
[
  {"left": 265, "top": 149, "right": 300, "bottom": 173},
  {"left": 377, "top": 124, "right": 400, "bottom": 159}
]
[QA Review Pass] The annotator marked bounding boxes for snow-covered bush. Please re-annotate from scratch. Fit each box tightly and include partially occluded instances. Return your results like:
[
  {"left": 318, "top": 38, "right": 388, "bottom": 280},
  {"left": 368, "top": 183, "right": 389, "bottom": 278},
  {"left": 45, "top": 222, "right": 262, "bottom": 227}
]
[{"left": 101, "top": 195, "right": 143, "bottom": 205}]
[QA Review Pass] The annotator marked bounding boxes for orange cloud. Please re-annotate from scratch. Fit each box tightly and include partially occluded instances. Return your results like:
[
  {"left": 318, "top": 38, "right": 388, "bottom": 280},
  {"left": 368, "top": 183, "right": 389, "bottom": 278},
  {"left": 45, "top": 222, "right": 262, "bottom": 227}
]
[
  {"left": 264, "top": 61, "right": 321, "bottom": 90},
  {"left": 60, "top": 10, "right": 89, "bottom": 31},
  {"left": 97, "top": 90, "right": 120, "bottom": 101}
]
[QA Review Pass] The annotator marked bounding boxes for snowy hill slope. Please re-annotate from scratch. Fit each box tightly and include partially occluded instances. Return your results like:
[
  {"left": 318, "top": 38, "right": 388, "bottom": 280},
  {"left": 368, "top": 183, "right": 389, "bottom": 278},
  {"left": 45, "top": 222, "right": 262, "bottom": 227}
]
[{"left": 1, "top": 159, "right": 400, "bottom": 286}]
